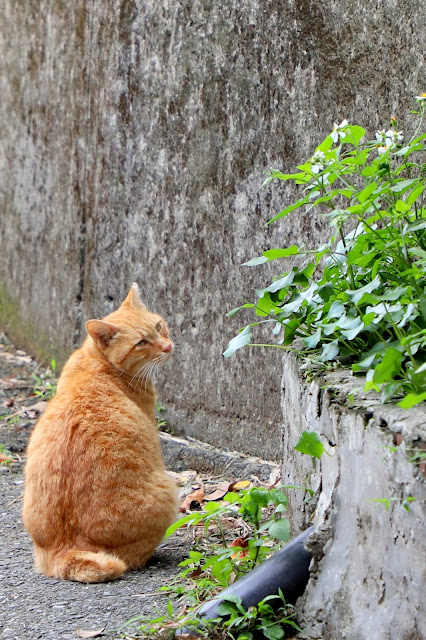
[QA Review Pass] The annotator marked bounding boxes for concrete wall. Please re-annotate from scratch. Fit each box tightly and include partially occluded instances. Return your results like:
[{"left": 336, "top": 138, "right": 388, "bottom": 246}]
[
  {"left": 281, "top": 353, "right": 426, "bottom": 640},
  {"left": 1, "top": 0, "right": 425, "bottom": 460}
]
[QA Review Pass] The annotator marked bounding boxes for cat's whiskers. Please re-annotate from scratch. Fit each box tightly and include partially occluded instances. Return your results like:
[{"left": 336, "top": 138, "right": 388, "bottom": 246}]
[
  {"left": 135, "top": 356, "right": 164, "bottom": 391},
  {"left": 170, "top": 335, "right": 180, "bottom": 348}
]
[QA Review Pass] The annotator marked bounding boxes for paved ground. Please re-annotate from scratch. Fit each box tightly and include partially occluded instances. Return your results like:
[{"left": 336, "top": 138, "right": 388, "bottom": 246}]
[
  {"left": 1, "top": 468, "right": 189, "bottom": 640},
  {"left": 0, "top": 334, "right": 190, "bottom": 640}
]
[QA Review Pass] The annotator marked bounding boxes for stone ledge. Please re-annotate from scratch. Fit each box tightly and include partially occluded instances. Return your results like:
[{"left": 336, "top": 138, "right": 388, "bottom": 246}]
[
  {"left": 281, "top": 352, "right": 425, "bottom": 640},
  {"left": 160, "top": 430, "right": 279, "bottom": 484}
]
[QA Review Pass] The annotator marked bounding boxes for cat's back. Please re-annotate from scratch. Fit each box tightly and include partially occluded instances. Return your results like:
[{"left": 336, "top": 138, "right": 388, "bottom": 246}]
[{"left": 26, "top": 346, "right": 158, "bottom": 461}]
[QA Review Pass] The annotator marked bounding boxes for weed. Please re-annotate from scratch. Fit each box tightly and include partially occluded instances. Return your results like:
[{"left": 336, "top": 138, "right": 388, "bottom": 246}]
[
  {"left": 120, "top": 486, "right": 306, "bottom": 639},
  {"left": 32, "top": 359, "right": 57, "bottom": 400},
  {"left": 224, "top": 98, "right": 426, "bottom": 408}
]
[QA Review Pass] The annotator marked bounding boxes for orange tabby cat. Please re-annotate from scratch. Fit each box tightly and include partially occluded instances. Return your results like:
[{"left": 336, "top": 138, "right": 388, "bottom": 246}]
[{"left": 22, "top": 284, "right": 179, "bottom": 583}]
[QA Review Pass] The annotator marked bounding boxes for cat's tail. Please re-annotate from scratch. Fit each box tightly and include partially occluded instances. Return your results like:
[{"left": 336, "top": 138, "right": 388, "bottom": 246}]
[{"left": 51, "top": 549, "right": 127, "bottom": 583}]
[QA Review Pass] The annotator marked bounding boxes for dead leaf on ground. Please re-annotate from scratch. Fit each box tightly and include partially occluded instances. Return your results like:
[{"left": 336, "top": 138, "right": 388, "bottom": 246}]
[
  {"left": 179, "top": 484, "right": 205, "bottom": 512},
  {"left": 23, "top": 401, "right": 48, "bottom": 419},
  {"left": 76, "top": 627, "right": 106, "bottom": 639},
  {"left": 203, "top": 481, "right": 231, "bottom": 501},
  {"left": 188, "top": 565, "right": 203, "bottom": 579},
  {"left": 231, "top": 535, "right": 249, "bottom": 559},
  {"left": 229, "top": 479, "right": 251, "bottom": 491},
  {"left": 0, "top": 452, "right": 12, "bottom": 463}
]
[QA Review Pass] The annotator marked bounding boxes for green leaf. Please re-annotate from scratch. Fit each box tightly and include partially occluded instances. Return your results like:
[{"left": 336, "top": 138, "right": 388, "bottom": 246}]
[
  {"left": 268, "top": 518, "right": 290, "bottom": 542},
  {"left": 315, "top": 134, "right": 334, "bottom": 153},
  {"left": 347, "top": 276, "right": 381, "bottom": 304},
  {"left": 372, "top": 348, "right": 402, "bottom": 383},
  {"left": 328, "top": 300, "right": 345, "bottom": 319},
  {"left": 263, "top": 246, "right": 300, "bottom": 260},
  {"left": 398, "top": 391, "right": 426, "bottom": 409},
  {"left": 294, "top": 430, "right": 324, "bottom": 459},
  {"left": 242, "top": 256, "right": 269, "bottom": 266},
  {"left": 263, "top": 624, "right": 285, "bottom": 640},
  {"left": 268, "top": 195, "right": 310, "bottom": 224},
  {"left": 223, "top": 326, "right": 252, "bottom": 358},
  {"left": 226, "top": 303, "right": 255, "bottom": 318},
  {"left": 344, "top": 125, "right": 366, "bottom": 146},
  {"left": 165, "top": 513, "right": 200, "bottom": 538},
  {"left": 406, "top": 182, "right": 425, "bottom": 205},
  {"left": 357, "top": 181, "right": 377, "bottom": 203},
  {"left": 167, "top": 600, "right": 173, "bottom": 617},
  {"left": 262, "top": 270, "right": 295, "bottom": 294},
  {"left": 319, "top": 339, "right": 339, "bottom": 362},
  {"left": 303, "top": 327, "right": 321, "bottom": 348},
  {"left": 389, "top": 178, "right": 419, "bottom": 193}
]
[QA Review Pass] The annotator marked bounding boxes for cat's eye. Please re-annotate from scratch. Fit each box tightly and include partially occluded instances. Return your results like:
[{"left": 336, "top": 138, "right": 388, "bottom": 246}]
[
  {"left": 156, "top": 322, "right": 162, "bottom": 332},
  {"left": 137, "top": 338, "right": 148, "bottom": 346}
]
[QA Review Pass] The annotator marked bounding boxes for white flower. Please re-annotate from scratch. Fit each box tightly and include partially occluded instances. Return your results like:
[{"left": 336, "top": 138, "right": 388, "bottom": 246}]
[
  {"left": 331, "top": 119, "right": 349, "bottom": 143},
  {"left": 310, "top": 150, "right": 326, "bottom": 174},
  {"left": 377, "top": 145, "right": 389, "bottom": 155},
  {"left": 385, "top": 129, "right": 404, "bottom": 144},
  {"left": 375, "top": 128, "right": 403, "bottom": 155}
]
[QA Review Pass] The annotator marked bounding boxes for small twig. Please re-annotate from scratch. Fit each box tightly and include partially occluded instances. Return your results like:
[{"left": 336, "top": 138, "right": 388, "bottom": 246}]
[{"left": 7, "top": 491, "right": 24, "bottom": 507}]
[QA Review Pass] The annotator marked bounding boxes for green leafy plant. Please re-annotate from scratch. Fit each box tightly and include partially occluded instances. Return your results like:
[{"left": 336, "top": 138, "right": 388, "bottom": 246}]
[
  {"left": 0, "top": 443, "right": 13, "bottom": 465},
  {"left": 32, "top": 359, "right": 57, "bottom": 400},
  {"left": 213, "top": 591, "right": 301, "bottom": 640},
  {"left": 120, "top": 486, "right": 307, "bottom": 639},
  {"left": 119, "top": 593, "right": 299, "bottom": 640},
  {"left": 225, "top": 97, "right": 426, "bottom": 408},
  {"left": 164, "top": 486, "right": 293, "bottom": 603}
]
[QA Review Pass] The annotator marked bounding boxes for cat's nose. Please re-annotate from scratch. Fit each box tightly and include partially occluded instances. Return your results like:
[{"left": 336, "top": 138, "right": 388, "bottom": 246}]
[{"left": 162, "top": 343, "right": 172, "bottom": 353}]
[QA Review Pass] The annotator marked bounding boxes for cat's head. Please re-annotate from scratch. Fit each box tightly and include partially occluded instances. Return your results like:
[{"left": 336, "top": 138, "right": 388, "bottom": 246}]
[{"left": 85, "top": 283, "right": 174, "bottom": 379}]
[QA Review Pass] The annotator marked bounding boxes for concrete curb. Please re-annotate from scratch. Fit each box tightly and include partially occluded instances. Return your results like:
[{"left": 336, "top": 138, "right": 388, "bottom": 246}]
[{"left": 159, "top": 431, "right": 279, "bottom": 484}]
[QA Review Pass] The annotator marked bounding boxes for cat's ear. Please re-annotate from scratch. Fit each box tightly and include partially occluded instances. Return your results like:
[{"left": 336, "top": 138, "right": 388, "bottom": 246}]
[
  {"left": 86, "top": 320, "right": 120, "bottom": 349},
  {"left": 121, "top": 283, "right": 147, "bottom": 310}
]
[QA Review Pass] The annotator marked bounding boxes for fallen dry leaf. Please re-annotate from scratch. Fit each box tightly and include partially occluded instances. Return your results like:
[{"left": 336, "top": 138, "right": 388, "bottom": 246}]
[
  {"left": 76, "top": 628, "right": 105, "bottom": 639},
  {"left": 229, "top": 479, "right": 251, "bottom": 491},
  {"left": 23, "top": 401, "right": 48, "bottom": 419},
  {"left": 231, "top": 535, "right": 249, "bottom": 558},
  {"left": 203, "top": 481, "right": 231, "bottom": 501},
  {"left": 0, "top": 453, "right": 12, "bottom": 463},
  {"left": 179, "top": 485, "right": 205, "bottom": 512},
  {"left": 231, "top": 536, "right": 249, "bottom": 548},
  {"left": 188, "top": 565, "right": 203, "bottom": 579}
]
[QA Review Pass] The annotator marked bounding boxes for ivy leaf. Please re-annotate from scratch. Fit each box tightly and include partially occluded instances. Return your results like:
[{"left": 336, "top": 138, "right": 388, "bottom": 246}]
[
  {"left": 223, "top": 326, "right": 252, "bottom": 358},
  {"left": 303, "top": 327, "right": 321, "bottom": 348},
  {"left": 268, "top": 518, "right": 290, "bottom": 542},
  {"left": 294, "top": 431, "right": 324, "bottom": 459},
  {"left": 347, "top": 276, "right": 381, "bottom": 304},
  {"left": 318, "top": 339, "right": 339, "bottom": 362}
]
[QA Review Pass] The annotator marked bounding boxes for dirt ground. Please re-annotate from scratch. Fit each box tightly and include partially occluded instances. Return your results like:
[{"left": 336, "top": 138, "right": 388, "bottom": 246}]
[{"left": 0, "top": 333, "right": 191, "bottom": 640}]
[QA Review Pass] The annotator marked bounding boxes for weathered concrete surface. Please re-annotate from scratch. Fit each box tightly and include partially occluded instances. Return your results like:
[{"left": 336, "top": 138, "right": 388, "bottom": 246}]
[
  {"left": 281, "top": 354, "right": 426, "bottom": 640},
  {"left": 1, "top": 1, "right": 426, "bottom": 460}
]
